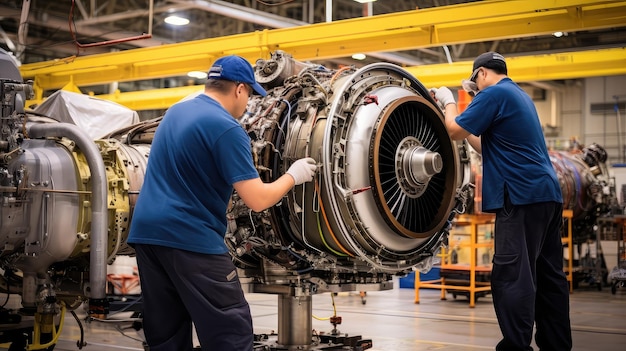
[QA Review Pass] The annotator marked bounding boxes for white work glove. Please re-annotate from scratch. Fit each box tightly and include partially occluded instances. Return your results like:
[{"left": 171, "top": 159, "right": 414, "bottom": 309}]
[
  {"left": 461, "top": 79, "right": 479, "bottom": 97},
  {"left": 429, "top": 87, "right": 456, "bottom": 109},
  {"left": 286, "top": 157, "right": 317, "bottom": 185}
]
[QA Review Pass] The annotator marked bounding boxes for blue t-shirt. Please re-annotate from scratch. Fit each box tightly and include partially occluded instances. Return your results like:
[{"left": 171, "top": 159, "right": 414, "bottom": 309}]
[
  {"left": 456, "top": 78, "right": 562, "bottom": 212},
  {"left": 127, "top": 94, "right": 259, "bottom": 254}
]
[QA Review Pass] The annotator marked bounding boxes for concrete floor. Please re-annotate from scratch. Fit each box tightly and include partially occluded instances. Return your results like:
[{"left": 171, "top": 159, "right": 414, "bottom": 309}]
[{"left": 2, "top": 280, "right": 623, "bottom": 351}]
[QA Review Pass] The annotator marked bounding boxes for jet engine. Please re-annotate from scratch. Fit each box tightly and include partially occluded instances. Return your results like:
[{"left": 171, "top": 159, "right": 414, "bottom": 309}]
[
  {"left": 0, "top": 49, "right": 470, "bottom": 350},
  {"left": 550, "top": 144, "right": 617, "bottom": 237},
  {"left": 231, "top": 51, "right": 467, "bottom": 279}
]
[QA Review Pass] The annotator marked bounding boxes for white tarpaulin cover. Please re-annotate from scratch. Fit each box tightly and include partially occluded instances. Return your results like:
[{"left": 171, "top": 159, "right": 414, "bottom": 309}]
[{"left": 34, "top": 90, "right": 140, "bottom": 140}]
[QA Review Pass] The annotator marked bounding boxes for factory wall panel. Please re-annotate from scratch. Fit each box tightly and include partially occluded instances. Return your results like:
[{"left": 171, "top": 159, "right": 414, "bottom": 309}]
[
  {"left": 560, "top": 82, "right": 584, "bottom": 147},
  {"left": 583, "top": 75, "right": 626, "bottom": 164}
]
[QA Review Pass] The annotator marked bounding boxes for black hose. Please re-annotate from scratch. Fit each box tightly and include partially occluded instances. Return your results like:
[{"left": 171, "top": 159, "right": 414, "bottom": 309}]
[{"left": 70, "top": 310, "right": 85, "bottom": 349}]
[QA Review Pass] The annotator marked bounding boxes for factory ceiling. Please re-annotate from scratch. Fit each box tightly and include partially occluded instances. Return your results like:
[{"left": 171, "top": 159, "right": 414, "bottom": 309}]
[
  {"left": 0, "top": 0, "right": 625, "bottom": 110},
  {"left": 1, "top": 0, "right": 624, "bottom": 65},
  {"left": 0, "top": 0, "right": 626, "bottom": 65}
]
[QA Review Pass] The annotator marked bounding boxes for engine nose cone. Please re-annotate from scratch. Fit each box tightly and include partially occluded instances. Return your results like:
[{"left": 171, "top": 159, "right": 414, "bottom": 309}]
[{"left": 396, "top": 138, "right": 443, "bottom": 198}]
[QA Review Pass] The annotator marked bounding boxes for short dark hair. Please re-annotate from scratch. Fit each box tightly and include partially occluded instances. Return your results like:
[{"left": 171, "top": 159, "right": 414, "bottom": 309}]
[
  {"left": 485, "top": 62, "right": 507, "bottom": 75},
  {"left": 205, "top": 79, "right": 235, "bottom": 94}
]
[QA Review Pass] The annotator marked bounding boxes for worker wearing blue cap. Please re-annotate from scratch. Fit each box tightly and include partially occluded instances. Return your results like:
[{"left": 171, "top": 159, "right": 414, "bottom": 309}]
[
  {"left": 431, "top": 52, "right": 572, "bottom": 351},
  {"left": 128, "top": 55, "right": 317, "bottom": 351}
]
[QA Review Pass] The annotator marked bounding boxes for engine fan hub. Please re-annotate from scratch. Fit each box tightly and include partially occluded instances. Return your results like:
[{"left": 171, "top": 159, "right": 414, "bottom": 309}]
[{"left": 395, "top": 137, "right": 443, "bottom": 198}]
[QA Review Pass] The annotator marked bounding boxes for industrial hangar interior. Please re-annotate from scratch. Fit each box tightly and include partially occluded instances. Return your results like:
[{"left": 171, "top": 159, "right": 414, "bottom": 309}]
[{"left": 0, "top": 0, "right": 625, "bottom": 350}]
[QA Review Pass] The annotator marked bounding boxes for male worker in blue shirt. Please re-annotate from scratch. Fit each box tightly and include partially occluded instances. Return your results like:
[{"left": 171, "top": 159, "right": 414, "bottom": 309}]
[
  {"left": 431, "top": 52, "right": 572, "bottom": 351},
  {"left": 128, "top": 55, "right": 317, "bottom": 351}
]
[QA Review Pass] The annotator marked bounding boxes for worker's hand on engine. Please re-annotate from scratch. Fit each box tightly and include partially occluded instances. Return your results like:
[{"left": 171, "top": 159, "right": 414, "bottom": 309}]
[
  {"left": 430, "top": 87, "right": 456, "bottom": 109},
  {"left": 286, "top": 157, "right": 317, "bottom": 185}
]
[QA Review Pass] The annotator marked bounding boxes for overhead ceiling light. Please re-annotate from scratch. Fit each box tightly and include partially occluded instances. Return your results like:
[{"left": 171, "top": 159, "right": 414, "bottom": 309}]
[
  {"left": 553, "top": 31, "right": 565, "bottom": 38},
  {"left": 164, "top": 15, "right": 190, "bottom": 26},
  {"left": 187, "top": 71, "right": 207, "bottom": 79},
  {"left": 352, "top": 53, "right": 367, "bottom": 60},
  {"left": 353, "top": 0, "right": 377, "bottom": 3}
]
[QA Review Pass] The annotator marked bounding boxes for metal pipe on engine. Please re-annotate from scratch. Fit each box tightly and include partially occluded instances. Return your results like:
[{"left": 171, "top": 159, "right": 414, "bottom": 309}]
[{"left": 26, "top": 123, "right": 108, "bottom": 302}]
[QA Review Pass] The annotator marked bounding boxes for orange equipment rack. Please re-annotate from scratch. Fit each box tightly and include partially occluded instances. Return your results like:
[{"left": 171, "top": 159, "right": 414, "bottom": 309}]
[{"left": 414, "top": 213, "right": 495, "bottom": 308}]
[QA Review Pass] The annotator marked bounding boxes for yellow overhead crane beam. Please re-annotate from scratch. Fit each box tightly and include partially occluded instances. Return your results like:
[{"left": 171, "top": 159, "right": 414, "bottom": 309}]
[
  {"left": 19, "top": 0, "right": 626, "bottom": 107},
  {"left": 406, "top": 48, "right": 626, "bottom": 88},
  {"left": 92, "top": 48, "right": 626, "bottom": 111},
  {"left": 90, "top": 48, "right": 626, "bottom": 111}
]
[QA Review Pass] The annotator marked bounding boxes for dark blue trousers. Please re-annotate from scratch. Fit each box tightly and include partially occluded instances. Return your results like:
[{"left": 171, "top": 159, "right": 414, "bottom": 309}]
[
  {"left": 492, "top": 199, "right": 572, "bottom": 351},
  {"left": 134, "top": 244, "right": 253, "bottom": 351}
]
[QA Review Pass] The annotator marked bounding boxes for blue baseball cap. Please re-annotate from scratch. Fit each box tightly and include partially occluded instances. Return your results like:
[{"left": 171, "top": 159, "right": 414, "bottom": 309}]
[{"left": 208, "top": 55, "right": 267, "bottom": 97}]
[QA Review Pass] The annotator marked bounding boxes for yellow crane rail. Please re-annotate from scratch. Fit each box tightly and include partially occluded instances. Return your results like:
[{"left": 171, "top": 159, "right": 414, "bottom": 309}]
[
  {"left": 91, "top": 48, "right": 626, "bottom": 111},
  {"left": 406, "top": 48, "right": 626, "bottom": 88}
]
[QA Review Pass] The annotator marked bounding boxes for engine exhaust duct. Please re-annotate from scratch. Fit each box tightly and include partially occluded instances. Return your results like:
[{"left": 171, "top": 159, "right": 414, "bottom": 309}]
[{"left": 26, "top": 123, "right": 109, "bottom": 309}]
